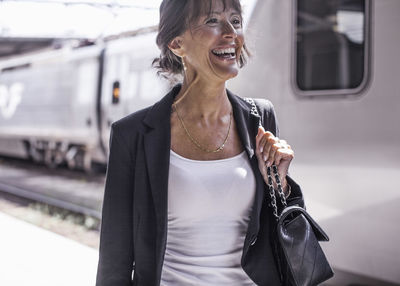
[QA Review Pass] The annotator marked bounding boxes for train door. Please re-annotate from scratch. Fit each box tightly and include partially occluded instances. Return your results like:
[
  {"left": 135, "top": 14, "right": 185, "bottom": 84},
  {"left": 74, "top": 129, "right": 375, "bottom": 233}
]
[
  {"left": 101, "top": 52, "right": 129, "bottom": 129},
  {"left": 99, "top": 34, "right": 169, "bottom": 154}
]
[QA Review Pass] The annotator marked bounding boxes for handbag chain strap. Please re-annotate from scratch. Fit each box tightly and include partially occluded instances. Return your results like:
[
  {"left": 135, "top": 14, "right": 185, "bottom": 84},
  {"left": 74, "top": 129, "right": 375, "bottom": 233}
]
[
  {"left": 268, "top": 165, "right": 287, "bottom": 220},
  {"left": 245, "top": 97, "right": 287, "bottom": 220}
]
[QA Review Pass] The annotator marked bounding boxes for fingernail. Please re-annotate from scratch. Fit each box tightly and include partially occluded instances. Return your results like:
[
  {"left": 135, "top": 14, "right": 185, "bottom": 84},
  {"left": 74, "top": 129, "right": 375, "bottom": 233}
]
[
  {"left": 263, "top": 155, "right": 267, "bottom": 161},
  {"left": 266, "top": 161, "right": 271, "bottom": 167},
  {"left": 260, "top": 147, "right": 263, "bottom": 153}
]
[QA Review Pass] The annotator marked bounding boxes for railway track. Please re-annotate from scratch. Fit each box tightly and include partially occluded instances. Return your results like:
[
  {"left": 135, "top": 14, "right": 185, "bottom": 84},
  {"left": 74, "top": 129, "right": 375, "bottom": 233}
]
[
  {"left": 0, "top": 156, "right": 105, "bottom": 220},
  {"left": 0, "top": 180, "right": 102, "bottom": 219}
]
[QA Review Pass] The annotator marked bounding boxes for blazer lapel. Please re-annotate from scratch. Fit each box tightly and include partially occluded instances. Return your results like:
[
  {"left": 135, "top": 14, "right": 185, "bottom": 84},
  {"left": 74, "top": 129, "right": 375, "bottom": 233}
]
[
  {"left": 227, "top": 90, "right": 260, "bottom": 159},
  {"left": 142, "top": 85, "right": 179, "bottom": 279},
  {"left": 227, "top": 90, "right": 266, "bottom": 259}
]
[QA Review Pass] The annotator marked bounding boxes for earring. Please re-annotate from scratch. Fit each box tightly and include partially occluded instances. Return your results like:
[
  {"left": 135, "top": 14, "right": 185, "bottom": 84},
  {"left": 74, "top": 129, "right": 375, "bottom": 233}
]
[{"left": 181, "top": 57, "right": 187, "bottom": 71}]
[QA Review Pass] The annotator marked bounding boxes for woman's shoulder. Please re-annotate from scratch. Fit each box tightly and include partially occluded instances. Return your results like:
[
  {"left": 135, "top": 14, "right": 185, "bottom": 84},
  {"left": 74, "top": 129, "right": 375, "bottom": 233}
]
[
  {"left": 236, "top": 95, "right": 278, "bottom": 134},
  {"left": 252, "top": 98, "right": 275, "bottom": 114},
  {"left": 110, "top": 86, "right": 176, "bottom": 137},
  {"left": 111, "top": 106, "right": 152, "bottom": 135},
  {"left": 227, "top": 89, "right": 275, "bottom": 113},
  {"left": 234, "top": 93, "right": 276, "bottom": 116}
]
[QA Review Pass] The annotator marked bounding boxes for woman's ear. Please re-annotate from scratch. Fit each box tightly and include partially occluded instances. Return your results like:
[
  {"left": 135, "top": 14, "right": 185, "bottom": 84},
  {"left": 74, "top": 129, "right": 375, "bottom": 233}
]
[{"left": 168, "top": 36, "right": 185, "bottom": 57}]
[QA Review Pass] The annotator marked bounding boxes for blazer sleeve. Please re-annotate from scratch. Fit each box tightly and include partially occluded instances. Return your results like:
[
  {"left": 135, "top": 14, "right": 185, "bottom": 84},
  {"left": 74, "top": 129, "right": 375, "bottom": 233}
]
[
  {"left": 255, "top": 98, "right": 305, "bottom": 209},
  {"left": 96, "top": 124, "right": 135, "bottom": 286}
]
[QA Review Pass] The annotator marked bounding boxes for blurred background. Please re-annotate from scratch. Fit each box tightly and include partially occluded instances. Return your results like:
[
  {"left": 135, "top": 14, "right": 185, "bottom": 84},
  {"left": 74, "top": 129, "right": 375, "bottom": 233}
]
[{"left": 0, "top": 0, "right": 399, "bottom": 285}]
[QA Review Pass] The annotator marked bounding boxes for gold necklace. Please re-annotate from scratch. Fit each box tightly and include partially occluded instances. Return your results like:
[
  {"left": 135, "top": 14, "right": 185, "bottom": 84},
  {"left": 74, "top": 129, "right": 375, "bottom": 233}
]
[{"left": 173, "top": 103, "right": 232, "bottom": 153}]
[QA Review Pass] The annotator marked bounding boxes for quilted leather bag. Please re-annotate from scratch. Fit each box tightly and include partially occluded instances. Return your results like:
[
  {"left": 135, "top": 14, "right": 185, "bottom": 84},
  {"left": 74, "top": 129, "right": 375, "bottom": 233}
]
[
  {"left": 245, "top": 98, "right": 334, "bottom": 285},
  {"left": 267, "top": 161, "right": 334, "bottom": 286}
]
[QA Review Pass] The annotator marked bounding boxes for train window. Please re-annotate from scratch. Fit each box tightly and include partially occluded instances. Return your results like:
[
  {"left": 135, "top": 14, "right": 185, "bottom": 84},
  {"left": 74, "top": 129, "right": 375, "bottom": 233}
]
[{"left": 294, "top": 0, "right": 370, "bottom": 96}]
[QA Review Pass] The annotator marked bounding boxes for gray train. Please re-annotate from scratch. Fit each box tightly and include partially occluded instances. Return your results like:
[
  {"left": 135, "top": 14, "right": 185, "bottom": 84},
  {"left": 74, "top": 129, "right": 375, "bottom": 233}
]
[
  {"left": 0, "top": 31, "right": 169, "bottom": 171},
  {"left": 0, "top": 0, "right": 399, "bottom": 285}
]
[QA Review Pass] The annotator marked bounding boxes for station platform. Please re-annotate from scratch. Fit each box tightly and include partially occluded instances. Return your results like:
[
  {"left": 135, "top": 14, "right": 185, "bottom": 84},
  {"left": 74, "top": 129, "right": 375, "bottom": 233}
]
[{"left": 0, "top": 211, "right": 98, "bottom": 286}]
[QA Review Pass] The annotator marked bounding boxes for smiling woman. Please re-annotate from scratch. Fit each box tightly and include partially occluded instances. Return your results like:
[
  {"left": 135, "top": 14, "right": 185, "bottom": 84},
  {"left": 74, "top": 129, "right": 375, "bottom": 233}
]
[
  {"left": 96, "top": 0, "right": 305, "bottom": 285},
  {"left": 152, "top": 0, "right": 250, "bottom": 80}
]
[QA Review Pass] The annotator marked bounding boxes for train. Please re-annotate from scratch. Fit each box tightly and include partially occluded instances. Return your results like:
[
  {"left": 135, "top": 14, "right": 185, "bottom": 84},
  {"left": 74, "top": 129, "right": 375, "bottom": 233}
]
[
  {"left": 1, "top": 0, "right": 399, "bottom": 285},
  {"left": 0, "top": 29, "right": 170, "bottom": 171}
]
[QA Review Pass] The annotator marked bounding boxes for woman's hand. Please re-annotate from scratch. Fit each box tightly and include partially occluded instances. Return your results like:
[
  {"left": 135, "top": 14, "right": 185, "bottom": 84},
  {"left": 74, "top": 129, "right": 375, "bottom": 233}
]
[{"left": 255, "top": 126, "right": 294, "bottom": 192}]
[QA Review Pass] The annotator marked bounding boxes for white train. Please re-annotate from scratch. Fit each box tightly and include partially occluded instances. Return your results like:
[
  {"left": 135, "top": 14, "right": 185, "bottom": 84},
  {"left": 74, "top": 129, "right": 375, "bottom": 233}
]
[
  {"left": 0, "top": 31, "right": 170, "bottom": 171},
  {"left": 0, "top": 0, "right": 399, "bottom": 285}
]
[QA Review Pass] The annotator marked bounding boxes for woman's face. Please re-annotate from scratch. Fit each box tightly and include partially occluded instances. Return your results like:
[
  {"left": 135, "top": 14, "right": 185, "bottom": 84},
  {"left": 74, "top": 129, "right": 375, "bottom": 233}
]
[{"left": 178, "top": 0, "right": 244, "bottom": 82}]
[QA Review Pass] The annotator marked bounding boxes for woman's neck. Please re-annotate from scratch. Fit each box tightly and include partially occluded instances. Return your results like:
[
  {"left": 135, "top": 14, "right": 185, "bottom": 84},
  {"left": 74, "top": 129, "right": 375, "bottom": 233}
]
[{"left": 175, "top": 76, "right": 231, "bottom": 121}]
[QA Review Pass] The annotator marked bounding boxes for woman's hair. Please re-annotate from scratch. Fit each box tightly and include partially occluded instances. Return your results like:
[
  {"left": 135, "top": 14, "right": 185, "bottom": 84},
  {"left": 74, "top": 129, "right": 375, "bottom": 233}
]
[{"left": 152, "top": 0, "right": 251, "bottom": 80}]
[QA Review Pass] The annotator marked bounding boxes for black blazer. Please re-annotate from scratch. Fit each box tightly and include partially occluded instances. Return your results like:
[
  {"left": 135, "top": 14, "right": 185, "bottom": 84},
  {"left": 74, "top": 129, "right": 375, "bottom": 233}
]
[{"left": 96, "top": 84, "right": 304, "bottom": 286}]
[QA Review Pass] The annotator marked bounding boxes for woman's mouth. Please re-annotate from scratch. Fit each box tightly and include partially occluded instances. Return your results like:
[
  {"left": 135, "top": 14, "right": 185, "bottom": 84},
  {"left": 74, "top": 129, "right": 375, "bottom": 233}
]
[{"left": 211, "top": 48, "right": 236, "bottom": 61}]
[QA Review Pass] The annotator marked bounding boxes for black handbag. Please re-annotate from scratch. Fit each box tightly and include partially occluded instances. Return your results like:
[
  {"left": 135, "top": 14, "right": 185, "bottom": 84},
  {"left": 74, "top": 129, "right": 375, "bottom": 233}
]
[
  {"left": 245, "top": 97, "right": 334, "bottom": 286},
  {"left": 266, "top": 165, "right": 334, "bottom": 286}
]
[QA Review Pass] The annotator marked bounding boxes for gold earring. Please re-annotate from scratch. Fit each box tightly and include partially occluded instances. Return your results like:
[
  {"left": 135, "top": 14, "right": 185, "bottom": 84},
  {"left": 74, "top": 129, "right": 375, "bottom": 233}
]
[{"left": 182, "top": 57, "right": 187, "bottom": 71}]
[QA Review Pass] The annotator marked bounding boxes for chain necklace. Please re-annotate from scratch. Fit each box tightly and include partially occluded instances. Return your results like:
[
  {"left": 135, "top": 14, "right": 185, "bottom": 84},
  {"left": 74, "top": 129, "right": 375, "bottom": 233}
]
[{"left": 173, "top": 103, "right": 232, "bottom": 153}]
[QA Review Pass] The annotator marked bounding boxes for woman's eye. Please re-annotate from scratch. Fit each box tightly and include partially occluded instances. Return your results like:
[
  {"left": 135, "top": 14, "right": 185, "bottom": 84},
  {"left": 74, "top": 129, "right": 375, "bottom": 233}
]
[
  {"left": 206, "top": 18, "right": 218, "bottom": 24},
  {"left": 232, "top": 18, "right": 242, "bottom": 26}
]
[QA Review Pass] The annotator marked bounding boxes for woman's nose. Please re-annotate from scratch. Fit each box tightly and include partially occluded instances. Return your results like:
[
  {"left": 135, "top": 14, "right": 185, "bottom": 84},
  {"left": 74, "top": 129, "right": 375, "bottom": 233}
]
[{"left": 222, "top": 21, "right": 237, "bottom": 39}]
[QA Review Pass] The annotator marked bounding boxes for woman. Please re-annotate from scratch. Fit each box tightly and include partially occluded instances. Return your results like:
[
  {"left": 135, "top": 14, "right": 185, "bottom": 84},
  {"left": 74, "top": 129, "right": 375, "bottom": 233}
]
[{"left": 96, "top": 0, "right": 304, "bottom": 285}]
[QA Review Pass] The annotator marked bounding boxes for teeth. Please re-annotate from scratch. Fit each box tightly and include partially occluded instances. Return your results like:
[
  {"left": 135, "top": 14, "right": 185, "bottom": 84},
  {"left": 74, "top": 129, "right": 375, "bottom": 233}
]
[{"left": 212, "top": 48, "right": 235, "bottom": 55}]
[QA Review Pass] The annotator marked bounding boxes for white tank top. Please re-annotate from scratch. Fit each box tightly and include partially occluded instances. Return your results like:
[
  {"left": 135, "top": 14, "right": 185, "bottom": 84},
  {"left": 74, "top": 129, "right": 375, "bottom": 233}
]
[{"left": 160, "top": 150, "right": 257, "bottom": 286}]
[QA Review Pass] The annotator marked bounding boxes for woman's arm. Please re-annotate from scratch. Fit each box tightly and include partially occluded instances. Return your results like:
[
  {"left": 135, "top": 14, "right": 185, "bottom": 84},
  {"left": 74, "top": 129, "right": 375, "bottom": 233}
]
[
  {"left": 254, "top": 99, "right": 305, "bottom": 209},
  {"left": 96, "top": 124, "right": 135, "bottom": 286}
]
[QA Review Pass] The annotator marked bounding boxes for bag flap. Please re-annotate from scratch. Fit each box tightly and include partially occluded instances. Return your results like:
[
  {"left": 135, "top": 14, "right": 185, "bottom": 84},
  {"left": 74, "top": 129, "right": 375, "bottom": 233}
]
[{"left": 278, "top": 206, "right": 330, "bottom": 242}]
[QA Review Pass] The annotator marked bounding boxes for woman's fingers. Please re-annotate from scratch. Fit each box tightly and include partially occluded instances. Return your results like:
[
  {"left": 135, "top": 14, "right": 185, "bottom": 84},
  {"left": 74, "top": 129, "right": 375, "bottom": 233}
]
[
  {"left": 259, "top": 135, "right": 267, "bottom": 153},
  {"left": 256, "top": 126, "right": 265, "bottom": 148},
  {"left": 266, "top": 142, "right": 279, "bottom": 167},
  {"left": 256, "top": 127, "right": 294, "bottom": 192},
  {"left": 275, "top": 147, "right": 294, "bottom": 166},
  {"left": 261, "top": 135, "right": 279, "bottom": 166},
  {"left": 256, "top": 126, "right": 293, "bottom": 167},
  {"left": 257, "top": 127, "right": 274, "bottom": 153}
]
